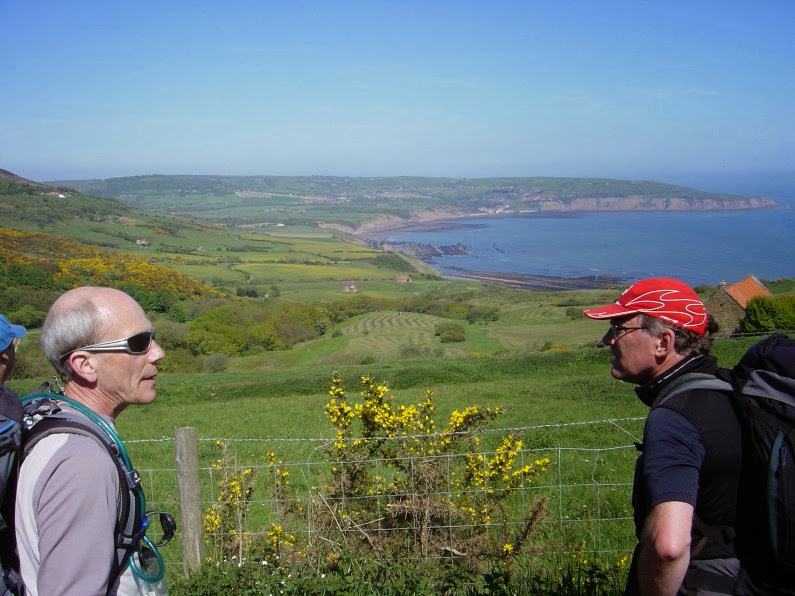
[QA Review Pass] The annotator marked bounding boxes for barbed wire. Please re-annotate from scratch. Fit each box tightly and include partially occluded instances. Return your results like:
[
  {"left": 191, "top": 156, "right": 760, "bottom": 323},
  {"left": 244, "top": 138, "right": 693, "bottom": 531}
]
[{"left": 125, "top": 416, "right": 645, "bottom": 445}]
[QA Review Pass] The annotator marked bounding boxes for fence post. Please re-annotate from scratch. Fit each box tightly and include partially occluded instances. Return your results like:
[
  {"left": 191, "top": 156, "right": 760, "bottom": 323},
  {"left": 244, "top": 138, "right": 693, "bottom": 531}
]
[{"left": 175, "top": 426, "right": 203, "bottom": 575}]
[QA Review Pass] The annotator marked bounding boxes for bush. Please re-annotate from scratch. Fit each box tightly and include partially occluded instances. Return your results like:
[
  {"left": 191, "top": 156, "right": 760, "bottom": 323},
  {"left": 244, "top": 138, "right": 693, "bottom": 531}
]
[
  {"left": 740, "top": 295, "right": 795, "bottom": 333},
  {"left": 9, "top": 304, "right": 47, "bottom": 328},
  {"left": 434, "top": 321, "right": 466, "bottom": 343},
  {"left": 10, "top": 345, "right": 51, "bottom": 381},
  {"left": 203, "top": 353, "right": 230, "bottom": 373},
  {"left": 158, "top": 348, "right": 202, "bottom": 373},
  {"left": 317, "top": 374, "right": 550, "bottom": 561},
  {"left": 169, "top": 543, "right": 630, "bottom": 594},
  {"left": 153, "top": 319, "right": 188, "bottom": 350},
  {"left": 398, "top": 343, "right": 444, "bottom": 359},
  {"left": 167, "top": 302, "right": 188, "bottom": 323}
]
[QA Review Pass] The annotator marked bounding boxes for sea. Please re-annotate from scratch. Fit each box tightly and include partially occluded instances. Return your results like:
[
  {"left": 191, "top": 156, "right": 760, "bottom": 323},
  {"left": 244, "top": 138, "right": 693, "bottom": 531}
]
[{"left": 385, "top": 175, "right": 795, "bottom": 287}]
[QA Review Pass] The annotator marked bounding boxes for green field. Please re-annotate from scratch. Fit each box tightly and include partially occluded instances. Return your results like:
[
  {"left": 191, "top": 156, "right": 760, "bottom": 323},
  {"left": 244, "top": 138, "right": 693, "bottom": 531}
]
[
  {"left": 2, "top": 173, "right": 792, "bottom": 591},
  {"left": 7, "top": 336, "right": 759, "bottom": 589}
]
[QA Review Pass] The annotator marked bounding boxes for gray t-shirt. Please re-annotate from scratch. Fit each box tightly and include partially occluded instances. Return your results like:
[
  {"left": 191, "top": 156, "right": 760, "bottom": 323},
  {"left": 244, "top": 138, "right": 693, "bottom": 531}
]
[{"left": 15, "top": 431, "right": 167, "bottom": 595}]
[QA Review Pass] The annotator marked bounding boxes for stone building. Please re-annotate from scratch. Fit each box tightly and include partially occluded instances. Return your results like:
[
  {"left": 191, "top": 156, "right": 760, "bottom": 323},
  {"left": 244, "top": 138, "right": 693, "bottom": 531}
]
[{"left": 705, "top": 275, "right": 772, "bottom": 336}]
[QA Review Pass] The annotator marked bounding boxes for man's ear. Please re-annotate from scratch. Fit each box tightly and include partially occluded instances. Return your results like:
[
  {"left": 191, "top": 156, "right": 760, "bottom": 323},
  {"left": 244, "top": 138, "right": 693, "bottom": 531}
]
[
  {"left": 67, "top": 353, "right": 99, "bottom": 383},
  {"left": 655, "top": 328, "right": 677, "bottom": 356}
]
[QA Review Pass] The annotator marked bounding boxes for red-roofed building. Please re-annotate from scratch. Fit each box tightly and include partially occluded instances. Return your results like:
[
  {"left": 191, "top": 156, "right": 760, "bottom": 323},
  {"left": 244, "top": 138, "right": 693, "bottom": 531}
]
[{"left": 705, "top": 275, "right": 772, "bottom": 336}]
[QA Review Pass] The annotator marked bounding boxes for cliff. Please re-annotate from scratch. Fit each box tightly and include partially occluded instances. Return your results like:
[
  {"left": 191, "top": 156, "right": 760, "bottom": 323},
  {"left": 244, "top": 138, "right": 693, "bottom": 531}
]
[{"left": 529, "top": 195, "right": 776, "bottom": 211}]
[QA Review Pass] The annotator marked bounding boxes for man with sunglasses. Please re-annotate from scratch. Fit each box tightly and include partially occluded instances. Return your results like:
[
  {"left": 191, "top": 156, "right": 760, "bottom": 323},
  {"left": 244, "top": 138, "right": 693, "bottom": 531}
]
[
  {"left": 584, "top": 278, "right": 742, "bottom": 596},
  {"left": 15, "top": 287, "right": 166, "bottom": 595}
]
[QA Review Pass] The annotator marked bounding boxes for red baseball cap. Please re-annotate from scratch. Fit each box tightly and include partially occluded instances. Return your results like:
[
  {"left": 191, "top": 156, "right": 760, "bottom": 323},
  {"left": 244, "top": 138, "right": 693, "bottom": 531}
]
[{"left": 583, "top": 277, "right": 708, "bottom": 335}]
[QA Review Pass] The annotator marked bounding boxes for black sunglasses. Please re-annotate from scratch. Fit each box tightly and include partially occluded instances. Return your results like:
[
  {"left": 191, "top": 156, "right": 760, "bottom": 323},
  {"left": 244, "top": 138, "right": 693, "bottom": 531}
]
[
  {"left": 145, "top": 510, "right": 176, "bottom": 548},
  {"left": 60, "top": 329, "right": 155, "bottom": 360}
]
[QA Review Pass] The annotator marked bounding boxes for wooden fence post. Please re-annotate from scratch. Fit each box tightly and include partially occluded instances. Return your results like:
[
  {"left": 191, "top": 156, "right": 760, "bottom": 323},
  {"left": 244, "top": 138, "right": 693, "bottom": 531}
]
[{"left": 175, "top": 426, "right": 203, "bottom": 575}]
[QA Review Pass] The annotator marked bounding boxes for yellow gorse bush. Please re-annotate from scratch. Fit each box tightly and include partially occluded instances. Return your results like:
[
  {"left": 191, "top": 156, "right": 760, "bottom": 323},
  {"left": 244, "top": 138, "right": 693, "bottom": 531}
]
[
  {"left": 199, "top": 373, "right": 552, "bottom": 566},
  {"left": 204, "top": 441, "right": 259, "bottom": 562},
  {"left": 0, "top": 226, "right": 219, "bottom": 297},
  {"left": 319, "top": 372, "right": 550, "bottom": 559}
]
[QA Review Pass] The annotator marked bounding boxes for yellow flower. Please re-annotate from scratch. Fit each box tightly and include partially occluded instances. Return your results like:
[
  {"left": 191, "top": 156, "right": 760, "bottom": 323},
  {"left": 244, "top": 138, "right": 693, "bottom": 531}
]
[{"left": 503, "top": 543, "right": 514, "bottom": 555}]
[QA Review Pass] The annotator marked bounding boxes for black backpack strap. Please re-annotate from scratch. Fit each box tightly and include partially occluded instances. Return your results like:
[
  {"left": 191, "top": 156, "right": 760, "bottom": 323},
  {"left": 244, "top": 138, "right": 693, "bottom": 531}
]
[
  {"left": 23, "top": 414, "right": 141, "bottom": 594},
  {"left": 651, "top": 372, "right": 732, "bottom": 409}
]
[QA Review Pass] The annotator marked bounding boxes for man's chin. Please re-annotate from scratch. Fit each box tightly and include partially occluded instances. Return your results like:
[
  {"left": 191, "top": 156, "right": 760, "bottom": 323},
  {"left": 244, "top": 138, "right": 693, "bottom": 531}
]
[{"left": 610, "top": 367, "right": 627, "bottom": 381}]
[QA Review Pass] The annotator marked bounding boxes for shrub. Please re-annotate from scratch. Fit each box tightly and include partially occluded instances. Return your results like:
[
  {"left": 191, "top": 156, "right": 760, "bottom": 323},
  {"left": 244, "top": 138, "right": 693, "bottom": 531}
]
[
  {"left": 741, "top": 295, "right": 795, "bottom": 332},
  {"left": 434, "top": 321, "right": 466, "bottom": 343},
  {"left": 318, "top": 373, "right": 550, "bottom": 560},
  {"left": 167, "top": 302, "right": 188, "bottom": 323},
  {"left": 9, "top": 304, "right": 47, "bottom": 328},
  {"left": 157, "top": 348, "right": 201, "bottom": 373},
  {"left": 203, "top": 353, "right": 230, "bottom": 373}
]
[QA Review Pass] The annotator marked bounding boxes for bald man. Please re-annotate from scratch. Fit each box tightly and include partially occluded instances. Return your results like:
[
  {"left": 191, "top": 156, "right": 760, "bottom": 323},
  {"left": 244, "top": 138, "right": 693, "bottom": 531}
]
[{"left": 15, "top": 287, "right": 167, "bottom": 595}]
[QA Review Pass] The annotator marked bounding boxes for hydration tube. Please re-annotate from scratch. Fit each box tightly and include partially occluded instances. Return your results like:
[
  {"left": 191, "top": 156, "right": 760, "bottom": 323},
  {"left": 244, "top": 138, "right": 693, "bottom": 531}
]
[{"left": 21, "top": 392, "right": 167, "bottom": 583}]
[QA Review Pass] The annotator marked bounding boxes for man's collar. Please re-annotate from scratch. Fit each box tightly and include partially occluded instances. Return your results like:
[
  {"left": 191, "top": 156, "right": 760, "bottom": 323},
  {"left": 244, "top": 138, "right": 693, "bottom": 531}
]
[{"left": 635, "top": 354, "right": 718, "bottom": 407}]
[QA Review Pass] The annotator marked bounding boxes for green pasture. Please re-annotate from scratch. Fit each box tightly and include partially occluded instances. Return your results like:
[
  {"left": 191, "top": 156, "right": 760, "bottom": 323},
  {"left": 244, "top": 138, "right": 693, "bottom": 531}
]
[
  {"left": 234, "top": 261, "right": 386, "bottom": 282},
  {"left": 220, "top": 302, "right": 611, "bottom": 372},
  {"left": 102, "top": 347, "right": 651, "bottom": 579},
  {"left": 261, "top": 277, "right": 472, "bottom": 304},
  {"left": 6, "top": 313, "right": 763, "bottom": 585}
]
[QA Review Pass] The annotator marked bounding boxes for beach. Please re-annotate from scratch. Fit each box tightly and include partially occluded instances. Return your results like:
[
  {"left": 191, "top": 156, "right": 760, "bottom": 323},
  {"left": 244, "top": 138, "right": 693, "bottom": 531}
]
[{"left": 438, "top": 268, "right": 626, "bottom": 291}]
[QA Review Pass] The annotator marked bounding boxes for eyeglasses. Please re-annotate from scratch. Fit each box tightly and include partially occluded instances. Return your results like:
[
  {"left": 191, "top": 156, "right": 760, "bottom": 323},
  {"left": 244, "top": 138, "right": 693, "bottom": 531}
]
[
  {"left": 60, "top": 329, "right": 155, "bottom": 360},
  {"left": 608, "top": 322, "right": 647, "bottom": 338}
]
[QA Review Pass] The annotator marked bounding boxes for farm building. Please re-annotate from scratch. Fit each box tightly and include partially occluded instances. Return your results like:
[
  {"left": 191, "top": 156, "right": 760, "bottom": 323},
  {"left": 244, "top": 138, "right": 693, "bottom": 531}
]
[
  {"left": 341, "top": 281, "right": 357, "bottom": 293},
  {"left": 705, "top": 275, "right": 772, "bottom": 336},
  {"left": 395, "top": 275, "right": 412, "bottom": 283}
]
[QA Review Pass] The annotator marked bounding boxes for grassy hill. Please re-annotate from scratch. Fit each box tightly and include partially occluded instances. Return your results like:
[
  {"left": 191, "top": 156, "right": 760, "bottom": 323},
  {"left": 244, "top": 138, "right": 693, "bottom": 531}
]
[
  {"left": 6, "top": 170, "right": 618, "bottom": 376},
  {"left": 48, "top": 174, "right": 770, "bottom": 229},
  {"left": 2, "top": 168, "right": 791, "bottom": 380}
]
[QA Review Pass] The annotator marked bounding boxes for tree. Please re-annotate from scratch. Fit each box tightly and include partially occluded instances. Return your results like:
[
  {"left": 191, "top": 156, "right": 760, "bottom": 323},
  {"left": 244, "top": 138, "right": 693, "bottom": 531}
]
[{"left": 740, "top": 295, "right": 795, "bottom": 333}]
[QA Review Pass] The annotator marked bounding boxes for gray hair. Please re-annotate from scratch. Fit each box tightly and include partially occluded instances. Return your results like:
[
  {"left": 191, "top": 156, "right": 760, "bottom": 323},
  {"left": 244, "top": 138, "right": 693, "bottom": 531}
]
[
  {"left": 640, "top": 313, "right": 717, "bottom": 357},
  {"left": 41, "top": 297, "right": 105, "bottom": 382}
]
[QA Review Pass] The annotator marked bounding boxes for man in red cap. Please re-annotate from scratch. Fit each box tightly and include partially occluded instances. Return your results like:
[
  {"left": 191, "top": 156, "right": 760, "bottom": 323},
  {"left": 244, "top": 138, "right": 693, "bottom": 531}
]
[{"left": 585, "top": 278, "right": 742, "bottom": 595}]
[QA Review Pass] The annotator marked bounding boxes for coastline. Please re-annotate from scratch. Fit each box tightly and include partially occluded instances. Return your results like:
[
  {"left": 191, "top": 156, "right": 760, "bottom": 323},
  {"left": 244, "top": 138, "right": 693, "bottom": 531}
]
[
  {"left": 354, "top": 211, "right": 583, "bottom": 242},
  {"left": 438, "top": 267, "right": 627, "bottom": 291},
  {"left": 353, "top": 213, "right": 629, "bottom": 291}
]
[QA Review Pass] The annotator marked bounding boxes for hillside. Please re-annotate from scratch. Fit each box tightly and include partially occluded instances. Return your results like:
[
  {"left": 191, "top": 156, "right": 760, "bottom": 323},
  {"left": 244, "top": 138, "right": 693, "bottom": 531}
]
[{"left": 47, "top": 174, "right": 776, "bottom": 231}]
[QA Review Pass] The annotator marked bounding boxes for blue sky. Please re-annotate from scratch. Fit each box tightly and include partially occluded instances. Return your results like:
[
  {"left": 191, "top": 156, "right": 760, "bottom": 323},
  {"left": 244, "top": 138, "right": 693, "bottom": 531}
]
[{"left": 2, "top": 1, "right": 794, "bottom": 186}]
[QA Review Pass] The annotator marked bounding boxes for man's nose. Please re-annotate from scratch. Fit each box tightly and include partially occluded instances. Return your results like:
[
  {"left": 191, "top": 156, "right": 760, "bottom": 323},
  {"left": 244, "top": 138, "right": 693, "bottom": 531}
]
[
  {"left": 149, "top": 339, "right": 166, "bottom": 360},
  {"left": 598, "top": 330, "right": 614, "bottom": 347}
]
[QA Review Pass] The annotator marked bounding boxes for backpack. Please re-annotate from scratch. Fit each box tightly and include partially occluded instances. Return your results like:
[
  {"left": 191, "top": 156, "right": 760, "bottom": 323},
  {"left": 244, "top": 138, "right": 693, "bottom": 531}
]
[
  {"left": 0, "top": 387, "right": 23, "bottom": 596},
  {"left": 0, "top": 388, "right": 170, "bottom": 595},
  {"left": 652, "top": 333, "right": 795, "bottom": 580},
  {"left": 726, "top": 332, "right": 795, "bottom": 580}
]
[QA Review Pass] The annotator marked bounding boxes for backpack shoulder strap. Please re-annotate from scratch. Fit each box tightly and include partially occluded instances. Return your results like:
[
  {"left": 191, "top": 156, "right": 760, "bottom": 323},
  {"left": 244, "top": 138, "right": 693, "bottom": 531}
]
[{"left": 652, "top": 372, "right": 732, "bottom": 409}]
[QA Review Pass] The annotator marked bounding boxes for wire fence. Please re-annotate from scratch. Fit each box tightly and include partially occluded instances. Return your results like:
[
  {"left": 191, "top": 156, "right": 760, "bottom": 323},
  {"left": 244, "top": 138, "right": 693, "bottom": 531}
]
[{"left": 129, "top": 417, "right": 646, "bottom": 571}]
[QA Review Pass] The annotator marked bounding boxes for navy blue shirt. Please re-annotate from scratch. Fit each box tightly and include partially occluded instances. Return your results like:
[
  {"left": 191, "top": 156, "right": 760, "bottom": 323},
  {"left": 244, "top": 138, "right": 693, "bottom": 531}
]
[{"left": 633, "top": 355, "right": 742, "bottom": 560}]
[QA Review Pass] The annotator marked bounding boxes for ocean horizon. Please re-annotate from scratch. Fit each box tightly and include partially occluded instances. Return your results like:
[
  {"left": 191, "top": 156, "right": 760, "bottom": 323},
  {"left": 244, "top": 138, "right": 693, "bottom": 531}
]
[{"left": 387, "top": 192, "right": 795, "bottom": 288}]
